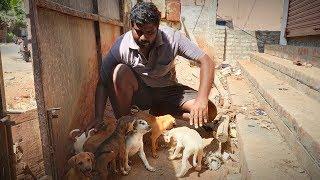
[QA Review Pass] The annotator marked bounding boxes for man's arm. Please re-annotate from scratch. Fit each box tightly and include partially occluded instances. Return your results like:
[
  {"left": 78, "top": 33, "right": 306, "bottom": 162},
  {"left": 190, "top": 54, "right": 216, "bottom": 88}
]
[
  {"left": 190, "top": 54, "right": 215, "bottom": 127},
  {"left": 176, "top": 32, "right": 216, "bottom": 127},
  {"left": 95, "top": 79, "right": 108, "bottom": 123},
  {"left": 85, "top": 49, "right": 121, "bottom": 134}
]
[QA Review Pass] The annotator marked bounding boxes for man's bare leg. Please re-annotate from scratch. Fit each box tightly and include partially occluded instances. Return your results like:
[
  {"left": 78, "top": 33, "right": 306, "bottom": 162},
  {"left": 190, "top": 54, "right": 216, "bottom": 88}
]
[{"left": 111, "top": 64, "right": 139, "bottom": 118}]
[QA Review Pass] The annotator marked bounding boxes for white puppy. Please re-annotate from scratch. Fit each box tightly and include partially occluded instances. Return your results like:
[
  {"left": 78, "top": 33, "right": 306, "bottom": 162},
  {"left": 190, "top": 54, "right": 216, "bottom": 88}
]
[
  {"left": 163, "top": 127, "right": 204, "bottom": 178},
  {"left": 69, "top": 128, "right": 94, "bottom": 154},
  {"left": 124, "top": 119, "right": 155, "bottom": 174}
]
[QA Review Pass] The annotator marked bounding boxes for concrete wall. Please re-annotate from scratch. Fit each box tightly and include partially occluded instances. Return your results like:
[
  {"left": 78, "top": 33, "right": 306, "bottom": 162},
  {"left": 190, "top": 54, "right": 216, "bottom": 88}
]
[
  {"left": 217, "top": 0, "right": 283, "bottom": 31},
  {"left": 181, "top": 0, "right": 281, "bottom": 65},
  {"left": 138, "top": 0, "right": 182, "bottom": 29}
]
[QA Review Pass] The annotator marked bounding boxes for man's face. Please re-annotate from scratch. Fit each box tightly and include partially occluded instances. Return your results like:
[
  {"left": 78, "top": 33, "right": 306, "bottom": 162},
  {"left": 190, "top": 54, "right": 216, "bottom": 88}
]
[{"left": 132, "top": 23, "right": 158, "bottom": 48}]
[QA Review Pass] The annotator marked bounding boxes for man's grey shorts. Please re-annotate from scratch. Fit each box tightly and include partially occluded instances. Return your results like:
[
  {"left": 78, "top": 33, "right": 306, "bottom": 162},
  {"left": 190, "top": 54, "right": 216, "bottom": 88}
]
[{"left": 132, "top": 73, "right": 198, "bottom": 115}]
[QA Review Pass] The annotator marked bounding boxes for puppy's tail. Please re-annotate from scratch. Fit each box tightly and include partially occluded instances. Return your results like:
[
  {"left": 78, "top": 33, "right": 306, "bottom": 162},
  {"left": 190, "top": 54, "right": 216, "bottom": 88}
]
[{"left": 87, "top": 128, "right": 95, "bottom": 138}]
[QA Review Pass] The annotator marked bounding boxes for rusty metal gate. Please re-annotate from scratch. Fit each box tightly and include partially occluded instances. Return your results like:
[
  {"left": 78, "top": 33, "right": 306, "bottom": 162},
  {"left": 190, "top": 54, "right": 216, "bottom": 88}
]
[
  {"left": 29, "top": 0, "right": 129, "bottom": 179},
  {"left": 286, "top": 0, "right": 320, "bottom": 37}
]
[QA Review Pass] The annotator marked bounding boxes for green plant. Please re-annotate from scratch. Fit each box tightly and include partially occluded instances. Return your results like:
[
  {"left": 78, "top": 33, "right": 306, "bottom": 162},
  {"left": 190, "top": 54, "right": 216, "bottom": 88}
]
[
  {"left": 6, "top": 31, "right": 15, "bottom": 42},
  {"left": 0, "top": 0, "right": 26, "bottom": 31}
]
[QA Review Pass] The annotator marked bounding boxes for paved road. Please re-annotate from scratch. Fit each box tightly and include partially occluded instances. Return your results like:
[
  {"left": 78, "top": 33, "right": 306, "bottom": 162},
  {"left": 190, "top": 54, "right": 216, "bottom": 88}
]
[{"left": 0, "top": 43, "right": 33, "bottom": 72}]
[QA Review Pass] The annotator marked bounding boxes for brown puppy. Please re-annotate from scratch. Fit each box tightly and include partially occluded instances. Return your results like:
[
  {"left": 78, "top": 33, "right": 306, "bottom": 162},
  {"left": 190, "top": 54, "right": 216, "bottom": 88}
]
[
  {"left": 83, "top": 117, "right": 117, "bottom": 153},
  {"left": 131, "top": 107, "right": 176, "bottom": 158},
  {"left": 94, "top": 116, "right": 136, "bottom": 179},
  {"left": 65, "top": 152, "right": 95, "bottom": 180}
]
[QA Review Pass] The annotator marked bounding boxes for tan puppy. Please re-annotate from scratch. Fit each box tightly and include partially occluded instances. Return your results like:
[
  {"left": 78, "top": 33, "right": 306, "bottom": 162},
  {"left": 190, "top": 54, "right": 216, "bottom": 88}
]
[
  {"left": 163, "top": 127, "right": 204, "bottom": 178},
  {"left": 131, "top": 106, "right": 176, "bottom": 158},
  {"left": 125, "top": 119, "right": 155, "bottom": 173},
  {"left": 65, "top": 152, "right": 95, "bottom": 180}
]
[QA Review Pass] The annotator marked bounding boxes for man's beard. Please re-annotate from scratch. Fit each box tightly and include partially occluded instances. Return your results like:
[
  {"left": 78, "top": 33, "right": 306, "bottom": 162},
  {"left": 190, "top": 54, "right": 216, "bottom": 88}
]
[{"left": 138, "top": 40, "right": 151, "bottom": 47}]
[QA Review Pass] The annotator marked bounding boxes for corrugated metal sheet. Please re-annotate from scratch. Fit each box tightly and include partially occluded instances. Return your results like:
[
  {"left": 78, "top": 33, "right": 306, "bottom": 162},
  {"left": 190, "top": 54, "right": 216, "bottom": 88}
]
[{"left": 286, "top": 0, "right": 320, "bottom": 37}]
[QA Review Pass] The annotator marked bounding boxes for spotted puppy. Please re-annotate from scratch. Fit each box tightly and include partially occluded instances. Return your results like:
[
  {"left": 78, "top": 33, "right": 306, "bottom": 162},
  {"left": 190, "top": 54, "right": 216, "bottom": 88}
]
[
  {"left": 125, "top": 119, "right": 155, "bottom": 173},
  {"left": 69, "top": 129, "right": 95, "bottom": 154}
]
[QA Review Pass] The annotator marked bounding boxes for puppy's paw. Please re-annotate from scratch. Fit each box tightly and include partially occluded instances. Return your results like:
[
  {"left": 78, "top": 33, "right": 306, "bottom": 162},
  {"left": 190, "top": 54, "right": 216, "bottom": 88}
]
[
  {"left": 121, "top": 168, "right": 129, "bottom": 176},
  {"left": 125, "top": 165, "right": 131, "bottom": 172},
  {"left": 112, "top": 169, "right": 119, "bottom": 174},
  {"left": 176, "top": 173, "right": 184, "bottom": 178},
  {"left": 195, "top": 165, "right": 201, "bottom": 171},
  {"left": 147, "top": 166, "right": 156, "bottom": 172},
  {"left": 168, "top": 155, "right": 175, "bottom": 160}
]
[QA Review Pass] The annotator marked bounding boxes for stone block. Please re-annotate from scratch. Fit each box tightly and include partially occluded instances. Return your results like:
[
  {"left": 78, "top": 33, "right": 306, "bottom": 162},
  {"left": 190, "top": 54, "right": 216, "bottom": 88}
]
[
  {"left": 166, "top": 0, "right": 181, "bottom": 22},
  {"left": 152, "top": 0, "right": 166, "bottom": 19}
]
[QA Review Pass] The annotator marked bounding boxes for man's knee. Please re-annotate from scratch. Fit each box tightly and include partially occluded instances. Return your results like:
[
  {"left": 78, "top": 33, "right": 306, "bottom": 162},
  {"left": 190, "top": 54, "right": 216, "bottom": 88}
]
[
  {"left": 208, "top": 101, "right": 217, "bottom": 121},
  {"left": 112, "top": 64, "right": 138, "bottom": 91}
]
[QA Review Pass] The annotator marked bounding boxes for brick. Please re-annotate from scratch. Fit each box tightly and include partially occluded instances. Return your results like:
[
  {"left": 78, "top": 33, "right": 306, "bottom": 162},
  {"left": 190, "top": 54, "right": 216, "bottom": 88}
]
[
  {"left": 166, "top": 0, "right": 181, "bottom": 22},
  {"left": 152, "top": 0, "right": 166, "bottom": 19}
]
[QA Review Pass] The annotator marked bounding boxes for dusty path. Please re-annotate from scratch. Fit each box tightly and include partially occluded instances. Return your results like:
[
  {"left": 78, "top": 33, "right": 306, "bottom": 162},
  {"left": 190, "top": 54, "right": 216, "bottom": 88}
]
[{"left": 0, "top": 43, "right": 36, "bottom": 111}]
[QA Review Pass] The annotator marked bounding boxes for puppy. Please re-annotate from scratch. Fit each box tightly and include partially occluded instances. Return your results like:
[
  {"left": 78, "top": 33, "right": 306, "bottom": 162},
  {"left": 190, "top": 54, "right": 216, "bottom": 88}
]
[
  {"left": 125, "top": 119, "right": 155, "bottom": 173},
  {"left": 83, "top": 117, "right": 117, "bottom": 153},
  {"left": 163, "top": 127, "right": 204, "bottom": 178},
  {"left": 94, "top": 116, "right": 136, "bottom": 179},
  {"left": 131, "top": 106, "right": 176, "bottom": 158},
  {"left": 65, "top": 152, "right": 95, "bottom": 180},
  {"left": 69, "top": 129, "right": 95, "bottom": 154}
]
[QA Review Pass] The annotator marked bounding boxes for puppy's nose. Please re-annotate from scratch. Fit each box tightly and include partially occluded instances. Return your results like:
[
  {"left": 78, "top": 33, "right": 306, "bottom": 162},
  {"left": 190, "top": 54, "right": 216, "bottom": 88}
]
[
  {"left": 172, "top": 121, "right": 177, "bottom": 126},
  {"left": 85, "top": 166, "right": 92, "bottom": 171}
]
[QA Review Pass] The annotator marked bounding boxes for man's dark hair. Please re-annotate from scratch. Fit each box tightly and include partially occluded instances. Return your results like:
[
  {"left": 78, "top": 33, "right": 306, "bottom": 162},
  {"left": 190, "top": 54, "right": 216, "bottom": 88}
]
[{"left": 130, "top": 2, "right": 161, "bottom": 25}]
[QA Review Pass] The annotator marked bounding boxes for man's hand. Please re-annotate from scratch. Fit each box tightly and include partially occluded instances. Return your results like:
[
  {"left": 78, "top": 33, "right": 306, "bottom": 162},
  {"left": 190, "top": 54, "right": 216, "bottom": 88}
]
[{"left": 190, "top": 97, "right": 208, "bottom": 128}]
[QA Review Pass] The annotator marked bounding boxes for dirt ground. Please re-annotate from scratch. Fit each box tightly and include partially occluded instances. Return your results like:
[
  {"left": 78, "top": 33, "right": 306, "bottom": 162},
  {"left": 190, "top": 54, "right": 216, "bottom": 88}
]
[
  {"left": 1, "top": 43, "right": 36, "bottom": 111},
  {"left": 1, "top": 43, "right": 240, "bottom": 179}
]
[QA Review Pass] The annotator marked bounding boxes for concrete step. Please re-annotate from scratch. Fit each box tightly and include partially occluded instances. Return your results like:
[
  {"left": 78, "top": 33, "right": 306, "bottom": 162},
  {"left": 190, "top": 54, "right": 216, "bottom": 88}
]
[
  {"left": 264, "top": 44, "right": 320, "bottom": 68},
  {"left": 250, "top": 52, "right": 320, "bottom": 102},
  {"left": 237, "top": 60, "right": 320, "bottom": 179},
  {"left": 227, "top": 76, "right": 310, "bottom": 180}
]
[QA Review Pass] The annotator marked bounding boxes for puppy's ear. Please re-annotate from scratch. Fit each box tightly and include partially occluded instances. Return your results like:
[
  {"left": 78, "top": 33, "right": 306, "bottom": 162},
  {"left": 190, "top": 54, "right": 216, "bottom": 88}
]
[
  {"left": 69, "top": 129, "right": 81, "bottom": 142},
  {"left": 133, "top": 120, "right": 140, "bottom": 132},
  {"left": 68, "top": 155, "right": 77, "bottom": 168},
  {"left": 130, "top": 105, "right": 140, "bottom": 115},
  {"left": 86, "top": 152, "right": 95, "bottom": 164},
  {"left": 163, "top": 130, "right": 169, "bottom": 136},
  {"left": 126, "top": 120, "right": 136, "bottom": 134}
]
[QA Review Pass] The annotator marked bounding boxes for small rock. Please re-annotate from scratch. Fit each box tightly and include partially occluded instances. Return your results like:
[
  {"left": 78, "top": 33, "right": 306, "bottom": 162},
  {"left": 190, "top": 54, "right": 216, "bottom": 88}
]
[
  {"left": 21, "top": 94, "right": 31, "bottom": 98},
  {"left": 259, "top": 121, "right": 270, "bottom": 129},
  {"left": 229, "top": 154, "right": 239, "bottom": 162},
  {"left": 255, "top": 108, "right": 267, "bottom": 116},
  {"left": 234, "top": 69, "right": 241, "bottom": 76},
  {"left": 230, "top": 129, "right": 237, "bottom": 138},
  {"left": 229, "top": 122, "right": 237, "bottom": 138},
  {"left": 305, "top": 63, "right": 313, "bottom": 68},
  {"left": 222, "top": 152, "right": 230, "bottom": 161},
  {"left": 278, "top": 87, "right": 288, "bottom": 91},
  {"left": 221, "top": 67, "right": 232, "bottom": 76},
  {"left": 298, "top": 168, "right": 305, "bottom": 173},
  {"left": 293, "top": 60, "right": 303, "bottom": 66}
]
